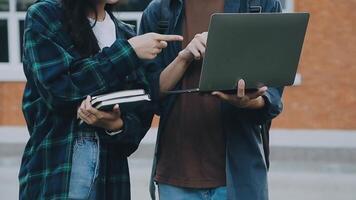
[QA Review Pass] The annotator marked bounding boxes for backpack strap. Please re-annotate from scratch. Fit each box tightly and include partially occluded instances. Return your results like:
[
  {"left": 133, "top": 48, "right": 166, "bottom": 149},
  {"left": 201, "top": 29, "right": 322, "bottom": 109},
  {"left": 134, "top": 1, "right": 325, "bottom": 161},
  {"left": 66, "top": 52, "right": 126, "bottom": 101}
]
[
  {"left": 158, "top": 0, "right": 263, "bottom": 32},
  {"left": 157, "top": 0, "right": 170, "bottom": 34},
  {"left": 261, "top": 121, "right": 272, "bottom": 169}
]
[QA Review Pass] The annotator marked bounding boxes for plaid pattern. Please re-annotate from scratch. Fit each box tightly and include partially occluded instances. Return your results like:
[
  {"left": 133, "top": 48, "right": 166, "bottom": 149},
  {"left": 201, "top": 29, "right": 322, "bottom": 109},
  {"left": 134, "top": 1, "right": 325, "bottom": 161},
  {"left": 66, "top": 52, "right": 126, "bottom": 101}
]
[{"left": 19, "top": 0, "right": 152, "bottom": 199}]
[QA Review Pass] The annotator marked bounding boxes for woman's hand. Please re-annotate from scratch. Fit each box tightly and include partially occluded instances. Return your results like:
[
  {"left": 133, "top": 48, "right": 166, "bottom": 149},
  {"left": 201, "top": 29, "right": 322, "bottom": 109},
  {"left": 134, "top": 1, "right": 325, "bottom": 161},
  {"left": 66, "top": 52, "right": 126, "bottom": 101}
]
[
  {"left": 78, "top": 96, "right": 124, "bottom": 131},
  {"left": 128, "top": 33, "right": 183, "bottom": 60}
]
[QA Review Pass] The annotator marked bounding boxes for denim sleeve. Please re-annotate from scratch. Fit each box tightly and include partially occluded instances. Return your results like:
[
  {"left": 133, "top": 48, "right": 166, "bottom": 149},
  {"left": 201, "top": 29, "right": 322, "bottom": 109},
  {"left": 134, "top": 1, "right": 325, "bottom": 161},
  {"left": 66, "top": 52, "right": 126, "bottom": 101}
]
[
  {"left": 265, "top": 0, "right": 283, "bottom": 13},
  {"left": 235, "top": 87, "right": 284, "bottom": 124}
]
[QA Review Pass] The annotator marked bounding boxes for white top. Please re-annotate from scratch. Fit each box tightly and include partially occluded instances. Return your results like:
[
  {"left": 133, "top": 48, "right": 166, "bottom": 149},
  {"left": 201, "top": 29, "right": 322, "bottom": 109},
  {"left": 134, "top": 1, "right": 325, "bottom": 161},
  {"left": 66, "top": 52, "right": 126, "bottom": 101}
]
[
  {"left": 89, "top": 12, "right": 122, "bottom": 136},
  {"left": 89, "top": 12, "right": 116, "bottom": 50}
]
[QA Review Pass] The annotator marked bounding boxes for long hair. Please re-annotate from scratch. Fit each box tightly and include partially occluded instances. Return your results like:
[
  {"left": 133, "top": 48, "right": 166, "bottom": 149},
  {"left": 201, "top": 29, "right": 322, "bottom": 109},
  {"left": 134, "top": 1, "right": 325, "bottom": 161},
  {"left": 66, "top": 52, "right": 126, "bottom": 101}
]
[{"left": 61, "top": 0, "right": 114, "bottom": 57}]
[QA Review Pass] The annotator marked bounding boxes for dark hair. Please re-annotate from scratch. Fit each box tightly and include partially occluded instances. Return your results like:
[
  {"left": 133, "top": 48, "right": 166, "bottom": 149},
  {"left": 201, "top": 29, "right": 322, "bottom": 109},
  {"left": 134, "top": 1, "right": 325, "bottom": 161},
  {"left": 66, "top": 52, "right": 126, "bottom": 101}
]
[{"left": 61, "top": 0, "right": 114, "bottom": 57}]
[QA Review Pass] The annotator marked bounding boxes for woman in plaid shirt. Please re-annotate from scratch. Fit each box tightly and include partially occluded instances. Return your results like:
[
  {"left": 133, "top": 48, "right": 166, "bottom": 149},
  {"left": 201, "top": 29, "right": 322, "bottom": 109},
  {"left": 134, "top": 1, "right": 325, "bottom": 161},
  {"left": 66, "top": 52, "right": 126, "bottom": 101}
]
[{"left": 20, "top": 0, "right": 182, "bottom": 199}]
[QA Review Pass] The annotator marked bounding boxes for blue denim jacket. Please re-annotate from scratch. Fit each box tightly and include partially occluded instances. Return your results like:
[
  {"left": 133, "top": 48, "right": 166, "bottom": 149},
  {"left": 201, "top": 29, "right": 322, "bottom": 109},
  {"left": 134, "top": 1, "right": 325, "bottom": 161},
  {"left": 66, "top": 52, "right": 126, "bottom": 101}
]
[{"left": 139, "top": 0, "right": 283, "bottom": 199}]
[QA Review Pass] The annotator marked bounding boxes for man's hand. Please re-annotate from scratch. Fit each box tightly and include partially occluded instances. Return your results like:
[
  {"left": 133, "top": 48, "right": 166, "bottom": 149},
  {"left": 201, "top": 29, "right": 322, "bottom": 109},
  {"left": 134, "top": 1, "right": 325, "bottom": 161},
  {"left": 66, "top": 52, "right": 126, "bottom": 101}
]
[
  {"left": 128, "top": 33, "right": 183, "bottom": 60},
  {"left": 178, "top": 32, "right": 208, "bottom": 62},
  {"left": 77, "top": 96, "right": 124, "bottom": 131},
  {"left": 212, "top": 79, "right": 268, "bottom": 109},
  {"left": 158, "top": 32, "right": 207, "bottom": 95}
]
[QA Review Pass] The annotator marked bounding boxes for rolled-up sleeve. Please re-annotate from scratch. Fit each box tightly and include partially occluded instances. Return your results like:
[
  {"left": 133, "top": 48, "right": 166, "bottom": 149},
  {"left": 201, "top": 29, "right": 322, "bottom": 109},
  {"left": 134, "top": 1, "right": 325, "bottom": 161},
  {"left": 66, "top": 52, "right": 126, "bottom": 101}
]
[{"left": 234, "top": 87, "right": 284, "bottom": 124}]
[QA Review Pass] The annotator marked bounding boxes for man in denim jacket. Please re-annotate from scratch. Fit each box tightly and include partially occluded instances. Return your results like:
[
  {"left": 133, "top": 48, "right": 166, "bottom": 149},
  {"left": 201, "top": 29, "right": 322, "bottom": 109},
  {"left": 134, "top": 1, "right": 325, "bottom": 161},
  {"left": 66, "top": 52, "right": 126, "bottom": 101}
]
[{"left": 140, "top": 0, "right": 283, "bottom": 199}]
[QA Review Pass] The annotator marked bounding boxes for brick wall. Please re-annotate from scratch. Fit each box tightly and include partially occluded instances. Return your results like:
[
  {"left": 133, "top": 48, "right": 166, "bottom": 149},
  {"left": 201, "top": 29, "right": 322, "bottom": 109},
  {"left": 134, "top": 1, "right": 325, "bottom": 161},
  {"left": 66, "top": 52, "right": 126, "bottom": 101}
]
[
  {"left": 0, "top": 0, "right": 355, "bottom": 129},
  {"left": 0, "top": 83, "right": 26, "bottom": 125},
  {"left": 273, "top": 0, "right": 356, "bottom": 129}
]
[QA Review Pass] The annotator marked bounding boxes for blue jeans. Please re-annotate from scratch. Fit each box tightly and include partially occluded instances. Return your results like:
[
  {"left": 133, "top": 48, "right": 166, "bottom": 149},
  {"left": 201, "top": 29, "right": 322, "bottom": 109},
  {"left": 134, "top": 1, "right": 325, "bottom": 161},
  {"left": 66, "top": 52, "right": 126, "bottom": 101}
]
[
  {"left": 158, "top": 183, "right": 227, "bottom": 200},
  {"left": 68, "top": 132, "right": 100, "bottom": 200}
]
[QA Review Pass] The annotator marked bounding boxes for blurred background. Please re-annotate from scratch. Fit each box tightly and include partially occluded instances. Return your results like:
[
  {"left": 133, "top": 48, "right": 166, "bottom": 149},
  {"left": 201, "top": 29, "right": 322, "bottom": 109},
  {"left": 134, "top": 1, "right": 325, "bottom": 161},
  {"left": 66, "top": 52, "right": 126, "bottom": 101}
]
[{"left": 0, "top": 0, "right": 355, "bottom": 199}]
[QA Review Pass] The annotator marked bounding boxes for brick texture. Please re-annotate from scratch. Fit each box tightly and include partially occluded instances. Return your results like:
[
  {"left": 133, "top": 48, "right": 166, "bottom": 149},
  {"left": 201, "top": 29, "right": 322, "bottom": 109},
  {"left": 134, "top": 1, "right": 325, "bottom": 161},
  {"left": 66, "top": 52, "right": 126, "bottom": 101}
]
[
  {"left": 273, "top": 0, "right": 356, "bottom": 129},
  {"left": 0, "top": 83, "right": 26, "bottom": 125},
  {"left": 1, "top": 0, "right": 355, "bottom": 129}
]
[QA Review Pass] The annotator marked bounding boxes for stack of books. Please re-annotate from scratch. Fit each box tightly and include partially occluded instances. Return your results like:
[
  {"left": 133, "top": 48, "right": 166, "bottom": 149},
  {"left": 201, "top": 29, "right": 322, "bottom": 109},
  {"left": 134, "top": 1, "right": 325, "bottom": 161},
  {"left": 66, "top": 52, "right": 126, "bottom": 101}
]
[{"left": 91, "top": 89, "right": 150, "bottom": 111}]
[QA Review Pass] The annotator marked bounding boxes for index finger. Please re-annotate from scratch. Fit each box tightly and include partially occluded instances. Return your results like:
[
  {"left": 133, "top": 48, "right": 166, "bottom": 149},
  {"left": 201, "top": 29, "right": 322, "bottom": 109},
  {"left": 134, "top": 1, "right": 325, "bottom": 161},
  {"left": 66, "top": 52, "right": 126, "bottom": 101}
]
[{"left": 156, "top": 34, "right": 183, "bottom": 42}]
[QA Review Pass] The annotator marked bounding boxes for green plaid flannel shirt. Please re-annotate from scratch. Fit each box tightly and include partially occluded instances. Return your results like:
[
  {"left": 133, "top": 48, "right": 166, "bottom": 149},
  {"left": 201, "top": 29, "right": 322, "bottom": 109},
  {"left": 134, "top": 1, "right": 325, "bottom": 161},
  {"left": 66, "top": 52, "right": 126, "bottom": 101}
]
[{"left": 19, "top": 0, "right": 153, "bottom": 199}]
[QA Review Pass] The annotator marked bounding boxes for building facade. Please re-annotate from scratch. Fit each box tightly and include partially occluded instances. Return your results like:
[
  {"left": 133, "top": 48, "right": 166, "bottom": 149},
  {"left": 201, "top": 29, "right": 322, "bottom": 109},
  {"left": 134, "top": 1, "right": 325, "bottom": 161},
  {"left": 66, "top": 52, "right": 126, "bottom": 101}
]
[{"left": 0, "top": 0, "right": 355, "bottom": 129}]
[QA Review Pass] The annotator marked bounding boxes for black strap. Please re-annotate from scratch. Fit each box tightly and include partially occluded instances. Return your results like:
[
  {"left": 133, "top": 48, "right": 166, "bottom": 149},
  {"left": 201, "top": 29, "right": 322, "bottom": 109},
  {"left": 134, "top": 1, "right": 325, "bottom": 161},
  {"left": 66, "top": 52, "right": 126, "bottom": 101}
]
[
  {"left": 158, "top": 0, "right": 263, "bottom": 33},
  {"left": 261, "top": 121, "right": 272, "bottom": 169},
  {"left": 157, "top": 0, "right": 170, "bottom": 34}
]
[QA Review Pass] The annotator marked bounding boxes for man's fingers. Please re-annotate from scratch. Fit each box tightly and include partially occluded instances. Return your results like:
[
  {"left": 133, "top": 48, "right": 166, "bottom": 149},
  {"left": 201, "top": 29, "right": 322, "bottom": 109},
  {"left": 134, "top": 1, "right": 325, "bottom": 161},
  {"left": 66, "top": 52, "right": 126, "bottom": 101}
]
[
  {"left": 195, "top": 41, "right": 206, "bottom": 57},
  {"left": 260, "top": 86, "right": 268, "bottom": 92},
  {"left": 196, "top": 34, "right": 208, "bottom": 47},
  {"left": 201, "top": 32, "right": 208, "bottom": 40},
  {"left": 155, "top": 34, "right": 183, "bottom": 42},
  {"left": 246, "top": 86, "right": 268, "bottom": 99},
  {"left": 258, "top": 86, "right": 268, "bottom": 96},
  {"left": 212, "top": 91, "right": 231, "bottom": 101},
  {"left": 189, "top": 46, "right": 201, "bottom": 60},
  {"left": 237, "top": 79, "right": 245, "bottom": 98},
  {"left": 247, "top": 92, "right": 262, "bottom": 100}
]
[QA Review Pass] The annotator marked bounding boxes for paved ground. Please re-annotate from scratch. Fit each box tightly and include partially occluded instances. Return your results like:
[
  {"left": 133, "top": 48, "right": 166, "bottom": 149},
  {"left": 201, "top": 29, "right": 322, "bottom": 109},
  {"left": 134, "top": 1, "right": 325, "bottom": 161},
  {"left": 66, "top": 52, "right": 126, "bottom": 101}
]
[
  {"left": 1, "top": 128, "right": 356, "bottom": 200},
  {"left": 128, "top": 159, "right": 356, "bottom": 200},
  {"left": 1, "top": 146, "right": 356, "bottom": 200}
]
